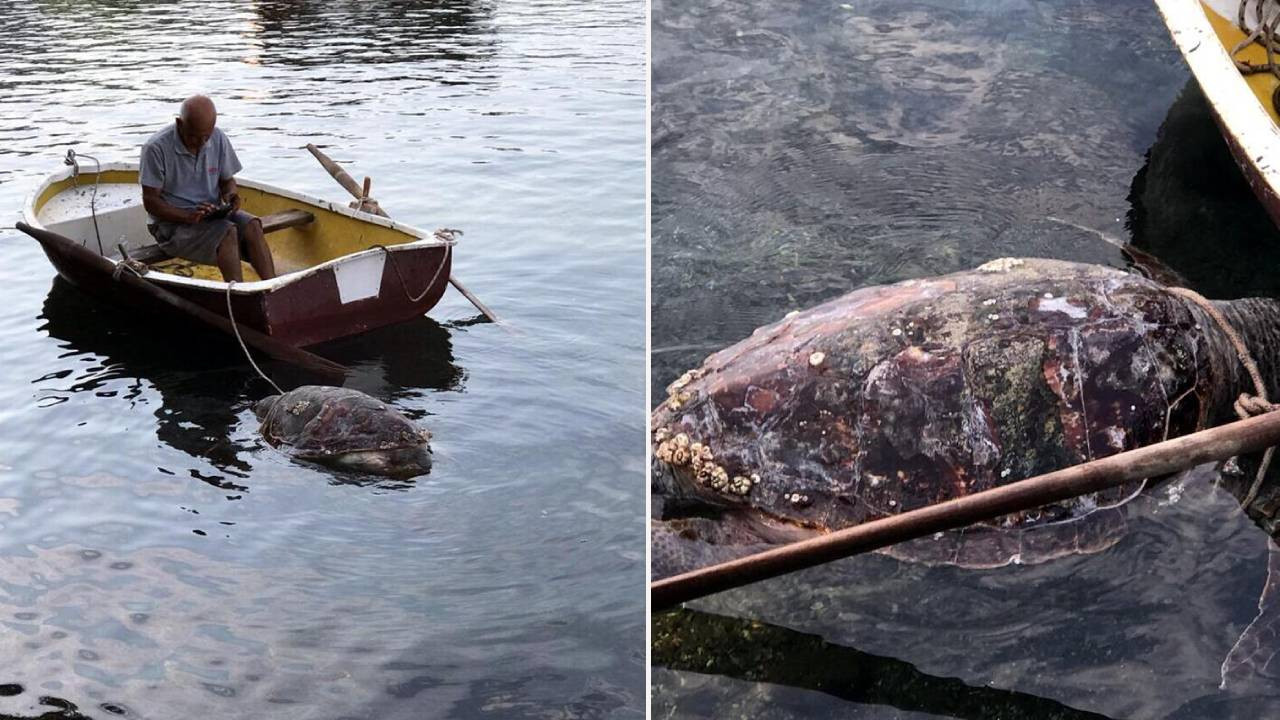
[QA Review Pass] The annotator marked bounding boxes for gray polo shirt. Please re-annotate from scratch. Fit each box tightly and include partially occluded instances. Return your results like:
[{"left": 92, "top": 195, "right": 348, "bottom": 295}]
[{"left": 139, "top": 123, "right": 242, "bottom": 223}]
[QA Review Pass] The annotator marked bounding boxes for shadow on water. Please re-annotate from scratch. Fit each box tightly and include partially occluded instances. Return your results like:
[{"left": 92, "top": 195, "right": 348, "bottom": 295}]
[
  {"left": 653, "top": 608, "right": 1119, "bottom": 720},
  {"left": 36, "top": 277, "right": 464, "bottom": 487},
  {"left": 1127, "top": 79, "right": 1280, "bottom": 299}
]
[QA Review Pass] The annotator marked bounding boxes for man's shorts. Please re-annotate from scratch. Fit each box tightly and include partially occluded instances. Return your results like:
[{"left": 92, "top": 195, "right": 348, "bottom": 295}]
[{"left": 148, "top": 210, "right": 258, "bottom": 265}]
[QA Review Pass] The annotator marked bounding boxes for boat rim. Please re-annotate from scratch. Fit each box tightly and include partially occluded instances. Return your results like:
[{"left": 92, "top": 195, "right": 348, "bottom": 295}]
[
  {"left": 21, "top": 161, "right": 455, "bottom": 294},
  {"left": 1154, "top": 0, "right": 1280, "bottom": 203}
]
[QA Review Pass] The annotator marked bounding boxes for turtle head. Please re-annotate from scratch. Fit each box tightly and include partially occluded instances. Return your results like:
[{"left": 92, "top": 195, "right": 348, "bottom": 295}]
[
  {"left": 1215, "top": 297, "right": 1280, "bottom": 404},
  {"left": 650, "top": 347, "right": 849, "bottom": 531},
  {"left": 253, "top": 394, "right": 282, "bottom": 421},
  {"left": 330, "top": 445, "right": 433, "bottom": 479}
]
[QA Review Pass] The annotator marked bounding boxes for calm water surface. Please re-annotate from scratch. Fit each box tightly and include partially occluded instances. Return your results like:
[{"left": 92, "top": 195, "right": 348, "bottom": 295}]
[
  {"left": 653, "top": 0, "right": 1280, "bottom": 717},
  {"left": 0, "top": 2, "right": 645, "bottom": 718}
]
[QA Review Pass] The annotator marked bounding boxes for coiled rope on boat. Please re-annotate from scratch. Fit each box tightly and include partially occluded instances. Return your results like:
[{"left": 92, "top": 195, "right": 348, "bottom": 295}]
[{"left": 1232, "top": 0, "right": 1280, "bottom": 112}]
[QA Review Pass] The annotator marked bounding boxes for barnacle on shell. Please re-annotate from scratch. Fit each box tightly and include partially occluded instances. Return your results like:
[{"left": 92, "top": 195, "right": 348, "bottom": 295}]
[
  {"left": 977, "top": 257, "right": 1025, "bottom": 273},
  {"left": 672, "top": 446, "right": 691, "bottom": 466},
  {"left": 665, "top": 369, "right": 706, "bottom": 410},
  {"left": 710, "top": 466, "right": 729, "bottom": 488},
  {"left": 653, "top": 428, "right": 753, "bottom": 498},
  {"left": 668, "top": 371, "right": 693, "bottom": 393},
  {"left": 695, "top": 445, "right": 713, "bottom": 465}
]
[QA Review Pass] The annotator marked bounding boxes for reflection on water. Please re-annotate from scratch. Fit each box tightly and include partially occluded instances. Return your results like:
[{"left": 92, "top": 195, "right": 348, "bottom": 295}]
[
  {"left": 653, "top": 0, "right": 1280, "bottom": 717},
  {"left": 0, "top": 0, "right": 645, "bottom": 717},
  {"left": 653, "top": 608, "right": 1117, "bottom": 720}
]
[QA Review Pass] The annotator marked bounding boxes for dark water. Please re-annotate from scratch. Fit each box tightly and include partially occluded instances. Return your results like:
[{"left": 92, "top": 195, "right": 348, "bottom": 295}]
[
  {"left": 653, "top": 0, "right": 1280, "bottom": 717},
  {"left": 0, "top": 2, "right": 645, "bottom": 718}
]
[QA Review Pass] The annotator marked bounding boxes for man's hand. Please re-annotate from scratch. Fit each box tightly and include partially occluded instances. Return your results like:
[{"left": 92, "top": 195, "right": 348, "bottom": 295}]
[
  {"left": 186, "top": 203, "right": 215, "bottom": 224},
  {"left": 222, "top": 192, "right": 241, "bottom": 213}
]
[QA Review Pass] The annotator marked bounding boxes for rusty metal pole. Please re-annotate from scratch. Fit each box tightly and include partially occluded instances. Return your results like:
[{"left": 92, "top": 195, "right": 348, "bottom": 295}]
[
  {"left": 304, "top": 144, "right": 500, "bottom": 323},
  {"left": 652, "top": 409, "right": 1280, "bottom": 610}
]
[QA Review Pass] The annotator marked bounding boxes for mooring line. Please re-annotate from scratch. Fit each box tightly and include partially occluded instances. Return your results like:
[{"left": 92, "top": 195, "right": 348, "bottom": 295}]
[{"left": 225, "top": 280, "right": 284, "bottom": 395}]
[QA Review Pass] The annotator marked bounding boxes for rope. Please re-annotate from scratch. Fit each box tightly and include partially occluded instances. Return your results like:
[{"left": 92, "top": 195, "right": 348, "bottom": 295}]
[
  {"left": 1168, "top": 286, "right": 1275, "bottom": 505},
  {"left": 1234, "top": 1, "right": 1280, "bottom": 113},
  {"left": 373, "top": 228, "right": 459, "bottom": 304},
  {"left": 111, "top": 258, "right": 148, "bottom": 281},
  {"left": 223, "top": 226, "right": 457, "bottom": 397},
  {"left": 225, "top": 281, "right": 284, "bottom": 395}
]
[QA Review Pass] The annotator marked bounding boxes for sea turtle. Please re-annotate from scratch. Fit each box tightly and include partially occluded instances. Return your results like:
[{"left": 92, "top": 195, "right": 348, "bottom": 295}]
[
  {"left": 255, "top": 385, "right": 433, "bottom": 478},
  {"left": 651, "top": 257, "right": 1280, "bottom": 686}
]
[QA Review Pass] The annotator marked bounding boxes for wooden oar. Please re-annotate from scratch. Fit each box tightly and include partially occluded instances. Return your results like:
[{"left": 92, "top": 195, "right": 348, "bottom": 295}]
[
  {"left": 17, "top": 222, "right": 349, "bottom": 379},
  {"left": 651, "top": 408, "right": 1280, "bottom": 610},
  {"left": 304, "top": 143, "right": 500, "bottom": 323}
]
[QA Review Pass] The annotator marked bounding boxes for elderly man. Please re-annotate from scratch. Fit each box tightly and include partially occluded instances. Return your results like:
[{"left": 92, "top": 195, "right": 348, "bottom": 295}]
[{"left": 140, "top": 95, "right": 276, "bottom": 282}]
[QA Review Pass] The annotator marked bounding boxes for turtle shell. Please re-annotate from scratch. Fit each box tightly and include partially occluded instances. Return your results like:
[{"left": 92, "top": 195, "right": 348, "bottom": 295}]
[
  {"left": 652, "top": 258, "right": 1231, "bottom": 568},
  {"left": 257, "top": 385, "right": 429, "bottom": 458}
]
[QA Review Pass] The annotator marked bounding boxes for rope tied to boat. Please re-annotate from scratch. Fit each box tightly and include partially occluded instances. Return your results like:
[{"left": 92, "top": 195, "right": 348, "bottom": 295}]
[
  {"left": 225, "top": 281, "right": 284, "bottom": 396},
  {"left": 1169, "top": 286, "right": 1275, "bottom": 505},
  {"left": 373, "top": 228, "right": 459, "bottom": 304},
  {"left": 110, "top": 258, "right": 149, "bottom": 281}
]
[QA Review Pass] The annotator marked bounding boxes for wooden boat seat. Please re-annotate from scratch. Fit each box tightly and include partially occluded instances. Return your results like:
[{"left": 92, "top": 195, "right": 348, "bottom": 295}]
[
  {"left": 132, "top": 209, "right": 316, "bottom": 279},
  {"left": 259, "top": 209, "right": 315, "bottom": 233}
]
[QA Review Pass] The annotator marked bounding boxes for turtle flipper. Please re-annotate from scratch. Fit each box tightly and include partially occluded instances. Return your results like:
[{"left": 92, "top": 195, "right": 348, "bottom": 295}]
[{"left": 1220, "top": 540, "right": 1280, "bottom": 688}]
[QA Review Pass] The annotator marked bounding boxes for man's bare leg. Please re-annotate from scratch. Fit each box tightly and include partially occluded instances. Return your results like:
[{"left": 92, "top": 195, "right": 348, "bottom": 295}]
[
  {"left": 216, "top": 226, "right": 244, "bottom": 283},
  {"left": 242, "top": 219, "right": 276, "bottom": 280}
]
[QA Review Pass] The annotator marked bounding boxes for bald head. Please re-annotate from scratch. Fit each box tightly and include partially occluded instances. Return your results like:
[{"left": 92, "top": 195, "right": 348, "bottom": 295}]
[
  {"left": 179, "top": 95, "right": 216, "bottom": 124},
  {"left": 176, "top": 95, "right": 217, "bottom": 153}
]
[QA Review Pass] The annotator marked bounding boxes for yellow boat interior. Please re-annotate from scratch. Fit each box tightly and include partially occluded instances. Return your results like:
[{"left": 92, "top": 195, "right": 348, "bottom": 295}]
[
  {"left": 32, "top": 168, "right": 420, "bottom": 283},
  {"left": 1203, "top": 0, "right": 1280, "bottom": 126}
]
